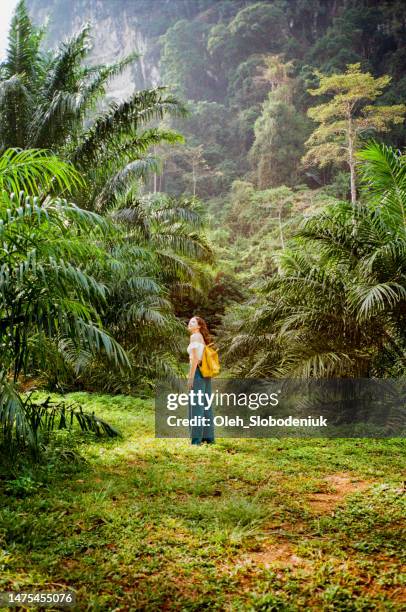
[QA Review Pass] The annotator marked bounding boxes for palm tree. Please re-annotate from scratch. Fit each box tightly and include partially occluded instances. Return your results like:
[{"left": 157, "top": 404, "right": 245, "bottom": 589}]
[
  {"left": 45, "top": 190, "right": 214, "bottom": 393},
  {"left": 0, "top": 2, "right": 214, "bottom": 392},
  {"left": 0, "top": 1, "right": 187, "bottom": 209},
  {"left": 224, "top": 142, "right": 406, "bottom": 378},
  {"left": 0, "top": 148, "right": 130, "bottom": 452}
]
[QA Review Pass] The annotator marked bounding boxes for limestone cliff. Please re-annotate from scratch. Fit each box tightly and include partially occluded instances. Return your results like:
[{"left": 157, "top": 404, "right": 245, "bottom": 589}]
[{"left": 26, "top": 0, "right": 214, "bottom": 99}]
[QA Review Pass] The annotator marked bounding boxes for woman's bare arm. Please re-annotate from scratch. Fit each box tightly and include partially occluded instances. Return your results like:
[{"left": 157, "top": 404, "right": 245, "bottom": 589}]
[{"left": 188, "top": 348, "right": 199, "bottom": 390}]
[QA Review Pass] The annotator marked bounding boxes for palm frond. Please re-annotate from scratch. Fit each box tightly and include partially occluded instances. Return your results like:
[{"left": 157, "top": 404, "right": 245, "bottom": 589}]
[
  {"left": 0, "top": 75, "right": 31, "bottom": 147},
  {"left": 0, "top": 149, "right": 83, "bottom": 195},
  {"left": 357, "top": 140, "right": 406, "bottom": 228},
  {"left": 2, "top": 0, "right": 44, "bottom": 82},
  {"left": 0, "top": 373, "right": 35, "bottom": 447},
  {"left": 72, "top": 88, "right": 187, "bottom": 168}
]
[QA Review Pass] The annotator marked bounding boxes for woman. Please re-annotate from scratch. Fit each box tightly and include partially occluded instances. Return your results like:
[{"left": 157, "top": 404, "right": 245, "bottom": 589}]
[{"left": 187, "top": 316, "right": 215, "bottom": 445}]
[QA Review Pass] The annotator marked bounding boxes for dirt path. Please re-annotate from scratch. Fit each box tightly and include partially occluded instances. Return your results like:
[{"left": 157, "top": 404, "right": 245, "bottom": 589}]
[
  {"left": 305, "top": 472, "right": 372, "bottom": 513},
  {"left": 237, "top": 472, "right": 374, "bottom": 569}
]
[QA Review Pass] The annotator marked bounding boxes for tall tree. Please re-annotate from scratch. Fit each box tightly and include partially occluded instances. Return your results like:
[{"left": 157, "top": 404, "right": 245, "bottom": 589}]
[
  {"left": 249, "top": 55, "right": 310, "bottom": 188},
  {"left": 302, "top": 63, "right": 406, "bottom": 204}
]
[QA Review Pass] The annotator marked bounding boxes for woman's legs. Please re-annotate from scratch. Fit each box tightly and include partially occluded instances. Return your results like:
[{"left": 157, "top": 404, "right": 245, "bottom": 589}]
[
  {"left": 189, "top": 368, "right": 215, "bottom": 445},
  {"left": 202, "top": 375, "right": 215, "bottom": 443},
  {"left": 189, "top": 367, "right": 205, "bottom": 445}
]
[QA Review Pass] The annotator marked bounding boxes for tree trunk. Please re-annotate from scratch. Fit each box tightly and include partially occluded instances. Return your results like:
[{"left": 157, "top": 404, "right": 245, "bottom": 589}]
[
  {"left": 192, "top": 160, "right": 196, "bottom": 197},
  {"left": 278, "top": 207, "right": 285, "bottom": 249},
  {"left": 348, "top": 116, "right": 357, "bottom": 205},
  {"left": 153, "top": 145, "right": 157, "bottom": 193}
]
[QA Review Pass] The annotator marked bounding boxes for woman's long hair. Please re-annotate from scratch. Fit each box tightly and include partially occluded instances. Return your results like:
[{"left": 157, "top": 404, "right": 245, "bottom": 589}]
[{"left": 195, "top": 316, "right": 212, "bottom": 346}]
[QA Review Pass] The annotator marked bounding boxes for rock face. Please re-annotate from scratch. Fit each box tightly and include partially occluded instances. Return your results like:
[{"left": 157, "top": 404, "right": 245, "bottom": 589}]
[{"left": 26, "top": 0, "right": 205, "bottom": 99}]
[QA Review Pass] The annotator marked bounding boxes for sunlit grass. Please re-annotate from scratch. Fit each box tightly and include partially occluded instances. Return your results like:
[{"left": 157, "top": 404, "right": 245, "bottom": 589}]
[{"left": 0, "top": 392, "right": 404, "bottom": 610}]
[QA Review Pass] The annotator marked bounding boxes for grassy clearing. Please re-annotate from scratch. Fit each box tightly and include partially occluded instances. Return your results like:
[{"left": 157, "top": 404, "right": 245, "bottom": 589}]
[{"left": 0, "top": 392, "right": 405, "bottom": 611}]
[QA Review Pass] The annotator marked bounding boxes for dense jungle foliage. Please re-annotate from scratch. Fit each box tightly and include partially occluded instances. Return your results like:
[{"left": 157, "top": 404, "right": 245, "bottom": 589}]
[{"left": 0, "top": 0, "right": 405, "bottom": 453}]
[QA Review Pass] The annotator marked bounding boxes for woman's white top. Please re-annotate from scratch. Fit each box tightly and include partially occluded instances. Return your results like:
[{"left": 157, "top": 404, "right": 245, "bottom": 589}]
[{"left": 187, "top": 333, "right": 205, "bottom": 363}]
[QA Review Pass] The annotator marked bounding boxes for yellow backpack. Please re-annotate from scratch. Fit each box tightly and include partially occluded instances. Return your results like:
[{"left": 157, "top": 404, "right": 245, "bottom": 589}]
[{"left": 200, "top": 343, "right": 220, "bottom": 377}]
